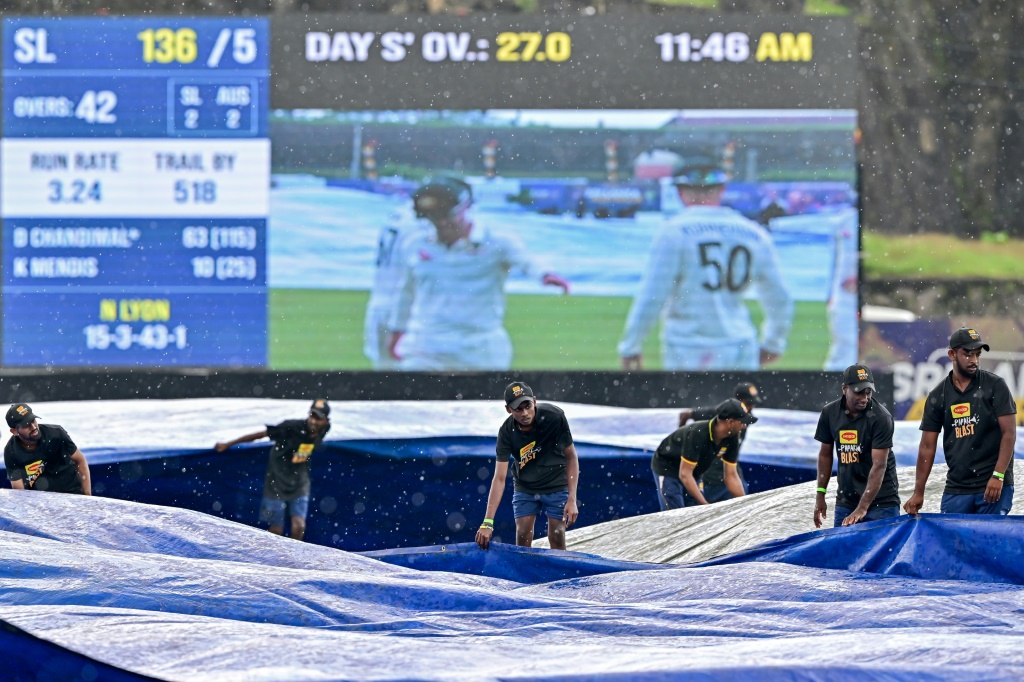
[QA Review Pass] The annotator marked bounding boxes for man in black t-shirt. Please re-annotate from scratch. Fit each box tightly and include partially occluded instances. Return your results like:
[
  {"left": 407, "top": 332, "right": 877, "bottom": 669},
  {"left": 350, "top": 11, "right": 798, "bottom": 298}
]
[
  {"left": 215, "top": 399, "right": 331, "bottom": 540},
  {"left": 4, "top": 403, "right": 91, "bottom": 495},
  {"left": 674, "top": 382, "right": 762, "bottom": 506},
  {"left": 652, "top": 398, "right": 755, "bottom": 509},
  {"left": 475, "top": 382, "right": 579, "bottom": 550},
  {"left": 813, "top": 365, "right": 900, "bottom": 528},
  {"left": 904, "top": 328, "right": 1017, "bottom": 516}
]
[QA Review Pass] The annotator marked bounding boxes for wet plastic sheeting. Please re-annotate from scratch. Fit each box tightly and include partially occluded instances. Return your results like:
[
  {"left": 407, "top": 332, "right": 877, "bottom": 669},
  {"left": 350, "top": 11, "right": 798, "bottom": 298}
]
[
  {"left": 0, "top": 620, "right": 157, "bottom": 682},
  {"left": 363, "top": 541, "right": 668, "bottom": 583},
  {"left": 541, "top": 463, "right": 1024, "bottom": 563},
  {"left": 367, "top": 515, "right": 1024, "bottom": 587},
  {"left": 0, "top": 489, "right": 405, "bottom": 575},
  {"left": 5, "top": 490, "right": 1024, "bottom": 679},
  {"left": 1, "top": 399, "right": 984, "bottom": 551},
  {"left": 700, "top": 514, "right": 1024, "bottom": 585},
  {"left": 0, "top": 398, "right": 936, "bottom": 468}
]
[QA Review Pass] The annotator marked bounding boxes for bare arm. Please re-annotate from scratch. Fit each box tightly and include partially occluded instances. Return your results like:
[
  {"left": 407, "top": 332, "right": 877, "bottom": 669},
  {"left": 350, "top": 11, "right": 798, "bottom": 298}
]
[
  {"left": 723, "top": 462, "right": 745, "bottom": 499},
  {"left": 563, "top": 443, "right": 579, "bottom": 527},
  {"left": 841, "top": 447, "right": 888, "bottom": 526},
  {"left": 70, "top": 449, "right": 91, "bottom": 496},
  {"left": 678, "top": 459, "right": 708, "bottom": 505},
  {"left": 215, "top": 429, "right": 268, "bottom": 452},
  {"left": 904, "top": 430, "right": 939, "bottom": 516},
  {"left": 622, "top": 355, "right": 643, "bottom": 371},
  {"left": 541, "top": 272, "right": 570, "bottom": 294},
  {"left": 475, "top": 460, "right": 509, "bottom": 550},
  {"left": 814, "top": 442, "right": 833, "bottom": 528},
  {"left": 678, "top": 409, "right": 695, "bottom": 427},
  {"left": 985, "top": 414, "right": 1017, "bottom": 503},
  {"left": 10, "top": 478, "right": 25, "bottom": 490}
]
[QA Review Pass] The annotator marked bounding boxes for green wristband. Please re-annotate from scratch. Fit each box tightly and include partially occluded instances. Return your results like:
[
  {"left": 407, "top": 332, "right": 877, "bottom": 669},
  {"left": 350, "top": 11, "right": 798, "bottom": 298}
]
[
  {"left": 483, "top": 518, "right": 494, "bottom": 524},
  {"left": 992, "top": 471, "right": 1005, "bottom": 481},
  {"left": 815, "top": 487, "right": 827, "bottom": 494}
]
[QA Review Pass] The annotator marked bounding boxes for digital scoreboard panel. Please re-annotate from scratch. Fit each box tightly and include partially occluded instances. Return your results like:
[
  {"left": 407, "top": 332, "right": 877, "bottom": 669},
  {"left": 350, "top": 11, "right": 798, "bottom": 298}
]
[
  {"left": 267, "top": 15, "right": 860, "bottom": 373},
  {"left": 0, "top": 14, "right": 857, "bottom": 372},
  {"left": 1, "top": 17, "right": 270, "bottom": 366},
  {"left": 271, "top": 15, "right": 856, "bottom": 110}
]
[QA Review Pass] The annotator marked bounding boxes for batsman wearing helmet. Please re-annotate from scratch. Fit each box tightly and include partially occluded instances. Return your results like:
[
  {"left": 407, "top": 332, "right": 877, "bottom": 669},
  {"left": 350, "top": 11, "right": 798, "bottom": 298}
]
[
  {"left": 364, "top": 203, "right": 432, "bottom": 369},
  {"left": 387, "top": 177, "right": 569, "bottom": 371},
  {"left": 618, "top": 159, "right": 793, "bottom": 371}
]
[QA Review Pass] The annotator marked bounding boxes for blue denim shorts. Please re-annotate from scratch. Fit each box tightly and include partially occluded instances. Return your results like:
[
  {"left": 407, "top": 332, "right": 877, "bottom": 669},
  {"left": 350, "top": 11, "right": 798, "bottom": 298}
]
[
  {"left": 833, "top": 504, "right": 900, "bottom": 527},
  {"left": 653, "top": 471, "right": 685, "bottom": 511},
  {"left": 260, "top": 495, "right": 310, "bottom": 527},
  {"left": 512, "top": 489, "right": 569, "bottom": 520},
  {"left": 940, "top": 486, "right": 1014, "bottom": 515}
]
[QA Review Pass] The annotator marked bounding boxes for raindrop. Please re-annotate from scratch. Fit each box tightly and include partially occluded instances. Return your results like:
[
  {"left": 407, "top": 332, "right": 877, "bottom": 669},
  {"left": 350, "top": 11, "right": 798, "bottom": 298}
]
[{"left": 446, "top": 511, "right": 466, "bottom": 531}]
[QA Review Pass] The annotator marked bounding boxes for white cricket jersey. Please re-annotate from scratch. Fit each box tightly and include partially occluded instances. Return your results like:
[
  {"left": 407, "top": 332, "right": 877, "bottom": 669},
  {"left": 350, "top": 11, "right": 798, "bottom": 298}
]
[
  {"left": 825, "top": 208, "right": 860, "bottom": 370},
  {"left": 367, "top": 209, "right": 431, "bottom": 311},
  {"left": 389, "top": 223, "right": 534, "bottom": 338},
  {"left": 828, "top": 208, "right": 859, "bottom": 306},
  {"left": 364, "top": 210, "right": 433, "bottom": 367},
  {"left": 618, "top": 205, "right": 793, "bottom": 358}
]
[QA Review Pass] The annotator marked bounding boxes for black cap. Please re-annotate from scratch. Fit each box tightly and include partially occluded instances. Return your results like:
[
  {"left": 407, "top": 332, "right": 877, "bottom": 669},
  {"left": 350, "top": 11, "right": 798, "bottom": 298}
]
[
  {"left": 504, "top": 382, "right": 535, "bottom": 409},
  {"left": 6, "top": 403, "right": 38, "bottom": 428},
  {"left": 733, "top": 382, "right": 763, "bottom": 405},
  {"left": 715, "top": 398, "right": 758, "bottom": 425},
  {"left": 949, "top": 327, "right": 990, "bottom": 352},
  {"left": 843, "top": 364, "right": 876, "bottom": 393},
  {"left": 413, "top": 177, "right": 472, "bottom": 219},
  {"left": 670, "top": 158, "right": 730, "bottom": 187},
  {"left": 309, "top": 399, "right": 330, "bottom": 419}
]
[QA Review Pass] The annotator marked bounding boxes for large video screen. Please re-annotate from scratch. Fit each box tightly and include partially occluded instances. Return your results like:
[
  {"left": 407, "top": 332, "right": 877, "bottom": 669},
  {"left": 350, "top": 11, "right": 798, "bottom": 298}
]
[
  {"left": 268, "top": 107, "right": 858, "bottom": 371},
  {"left": 1, "top": 14, "right": 858, "bottom": 371}
]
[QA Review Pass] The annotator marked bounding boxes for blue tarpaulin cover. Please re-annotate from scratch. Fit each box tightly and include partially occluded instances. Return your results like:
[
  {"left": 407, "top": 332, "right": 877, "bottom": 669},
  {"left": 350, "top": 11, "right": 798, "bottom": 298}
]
[
  {"left": 3, "top": 398, "right": 996, "bottom": 551},
  {"left": 4, "top": 489, "right": 1024, "bottom": 680}
]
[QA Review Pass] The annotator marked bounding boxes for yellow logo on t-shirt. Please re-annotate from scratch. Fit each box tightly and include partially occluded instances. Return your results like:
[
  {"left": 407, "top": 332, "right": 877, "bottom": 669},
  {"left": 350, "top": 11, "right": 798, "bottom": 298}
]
[
  {"left": 951, "top": 403, "right": 971, "bottom": 419},
  {"left": 291, "top": 442, "right": 315, "bottom": 464},
  {"left": 838, "top": 430, "right": 861, "bottom": 464},
  {"left": 519, "top": 441, "right": 539, "bottom": 468},
  {"left": 23, "top": 459, "right": 44, "bottom": 488}
]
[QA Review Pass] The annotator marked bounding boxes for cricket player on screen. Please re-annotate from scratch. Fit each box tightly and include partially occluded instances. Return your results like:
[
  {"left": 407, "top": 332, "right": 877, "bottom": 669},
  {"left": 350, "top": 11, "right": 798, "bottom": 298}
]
[
  {"left": 387, "top": 177, "right": 569, "bottom": 371},
  {"left": 364, "top": 206, "right": 431, "bottom": 369},
  {"left": 823, "top": 208, "right": 860, "bottom": 370},
  {"left": 618, "top": 161, "right": 793, "bottom": 371}
]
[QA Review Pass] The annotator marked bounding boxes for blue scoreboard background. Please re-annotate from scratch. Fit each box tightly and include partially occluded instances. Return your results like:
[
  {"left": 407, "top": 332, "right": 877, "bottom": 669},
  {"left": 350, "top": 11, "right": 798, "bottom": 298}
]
[{"left": 1, "top": 18, "right": 269, "bottom": 366}]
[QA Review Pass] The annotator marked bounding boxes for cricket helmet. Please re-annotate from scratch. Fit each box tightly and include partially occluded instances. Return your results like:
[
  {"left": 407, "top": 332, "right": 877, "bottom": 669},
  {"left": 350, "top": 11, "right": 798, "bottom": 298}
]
[{"left": 412, "top": 177, "right": 473, "bottom": 219}]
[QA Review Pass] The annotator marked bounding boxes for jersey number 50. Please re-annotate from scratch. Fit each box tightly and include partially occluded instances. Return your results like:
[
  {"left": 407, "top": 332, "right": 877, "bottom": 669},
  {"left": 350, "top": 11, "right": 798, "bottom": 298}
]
[{"left": 699, "top": 242, "right": 752, "bottom": 292}]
